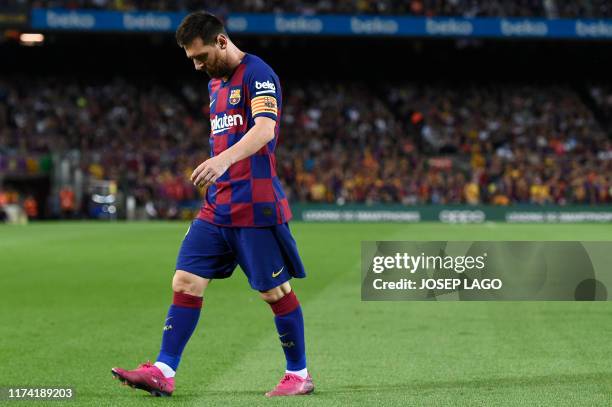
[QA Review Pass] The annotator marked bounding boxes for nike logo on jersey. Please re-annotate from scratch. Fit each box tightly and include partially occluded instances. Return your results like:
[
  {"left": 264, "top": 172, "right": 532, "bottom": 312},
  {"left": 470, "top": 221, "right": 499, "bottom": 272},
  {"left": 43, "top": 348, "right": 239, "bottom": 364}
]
[{"left": 272, "top": 266, "right": 284, "bottom": 278}]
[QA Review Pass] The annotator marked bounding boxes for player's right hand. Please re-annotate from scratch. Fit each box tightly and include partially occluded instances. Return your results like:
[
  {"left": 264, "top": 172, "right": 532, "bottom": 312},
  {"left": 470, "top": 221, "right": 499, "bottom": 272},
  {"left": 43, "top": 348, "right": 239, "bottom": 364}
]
[{"left": 191, "top": 155, "right": 231, "bottom": 188}]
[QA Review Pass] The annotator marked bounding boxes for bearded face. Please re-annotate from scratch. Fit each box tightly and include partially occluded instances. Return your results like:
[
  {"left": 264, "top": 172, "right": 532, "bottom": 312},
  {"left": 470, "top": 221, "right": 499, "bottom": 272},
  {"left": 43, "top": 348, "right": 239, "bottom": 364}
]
[{"left": 184, "top": 36, "right": 232, "bottom": 79}]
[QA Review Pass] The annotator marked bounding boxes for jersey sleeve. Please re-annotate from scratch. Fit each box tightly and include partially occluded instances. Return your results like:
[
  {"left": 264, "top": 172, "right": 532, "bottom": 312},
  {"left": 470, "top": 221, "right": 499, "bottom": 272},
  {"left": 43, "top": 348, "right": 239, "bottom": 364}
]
[{"left": 247, "top": 63, "right": 280, "bottom": 121}]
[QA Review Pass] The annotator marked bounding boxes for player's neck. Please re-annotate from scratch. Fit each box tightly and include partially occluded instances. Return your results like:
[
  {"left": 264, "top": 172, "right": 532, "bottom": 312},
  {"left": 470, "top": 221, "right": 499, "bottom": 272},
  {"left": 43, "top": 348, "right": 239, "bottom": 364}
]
[{"left": 222, "top": 47, "right": 246, "bottom": 82}]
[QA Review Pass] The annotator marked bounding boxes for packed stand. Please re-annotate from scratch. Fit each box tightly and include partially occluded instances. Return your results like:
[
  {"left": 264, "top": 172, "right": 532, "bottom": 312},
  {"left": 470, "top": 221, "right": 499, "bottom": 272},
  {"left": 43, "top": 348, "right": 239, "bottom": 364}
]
[
  {"left": 556, "top": 0, "right": 611, "bottom": 19},
  {"left": 272, "top": 82, "right": 611, "bottom": 205},
  {"left": 30, "top": 0, "right": 549, "bottom": 17},
  {"left": 382, "top": 84, "right": 611, "bottom": 205},
  {"left": 1, "top": 77, "right": 205, "bottom": 218},
  {"left": 590, "top": 84, "right": 612, "bottom": 130},
  {"left": 1, "top": 78, "right": 611, "bottom": 220}
]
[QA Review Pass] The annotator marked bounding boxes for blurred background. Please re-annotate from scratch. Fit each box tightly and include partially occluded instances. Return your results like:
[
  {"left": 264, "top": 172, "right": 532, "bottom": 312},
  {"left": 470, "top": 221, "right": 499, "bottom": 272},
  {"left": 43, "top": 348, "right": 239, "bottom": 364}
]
[{"left": 0, "top": 0, "right": 611, "bottom": 223}]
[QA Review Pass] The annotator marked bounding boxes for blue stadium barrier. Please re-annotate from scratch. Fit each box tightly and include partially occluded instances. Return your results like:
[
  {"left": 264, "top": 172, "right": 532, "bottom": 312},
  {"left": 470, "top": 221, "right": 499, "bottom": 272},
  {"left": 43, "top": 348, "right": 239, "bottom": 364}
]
[{"left": 31, "top": 9, "right": 612, "bottom": 40}]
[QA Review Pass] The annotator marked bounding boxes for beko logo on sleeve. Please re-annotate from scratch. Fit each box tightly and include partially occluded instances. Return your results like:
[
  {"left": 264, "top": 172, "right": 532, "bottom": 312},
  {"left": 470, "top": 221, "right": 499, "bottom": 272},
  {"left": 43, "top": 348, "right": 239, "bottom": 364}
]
[{"left": 255, "top": 80, "right": 276, "bottom": 91}]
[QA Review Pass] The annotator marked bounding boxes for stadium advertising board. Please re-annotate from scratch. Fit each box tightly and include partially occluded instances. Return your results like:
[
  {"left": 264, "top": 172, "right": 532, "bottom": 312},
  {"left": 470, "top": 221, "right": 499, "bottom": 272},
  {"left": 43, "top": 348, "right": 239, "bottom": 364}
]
[
  {"left": 30, "top": 8, "right": 185, "bottom": 32},
  {"left": 31, "top": 9, "right": 612, "bottom": 40},
  {"left": 292, "top": 204, "right": 612, "bottom": 223}
]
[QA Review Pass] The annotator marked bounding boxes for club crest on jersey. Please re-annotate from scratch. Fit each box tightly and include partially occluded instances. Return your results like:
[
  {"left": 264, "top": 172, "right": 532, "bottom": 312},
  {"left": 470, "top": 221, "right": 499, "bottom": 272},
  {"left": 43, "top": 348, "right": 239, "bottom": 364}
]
[{"left": 229, "top": 89, "right": 241, "bottom": 105}]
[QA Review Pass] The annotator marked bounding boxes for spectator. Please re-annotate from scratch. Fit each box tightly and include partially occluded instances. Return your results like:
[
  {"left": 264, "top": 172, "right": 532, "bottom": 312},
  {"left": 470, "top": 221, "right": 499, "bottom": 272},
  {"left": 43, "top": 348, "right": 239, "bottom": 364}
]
[{"left": 1, "top": 76, "right": 610, "bottom": 219}]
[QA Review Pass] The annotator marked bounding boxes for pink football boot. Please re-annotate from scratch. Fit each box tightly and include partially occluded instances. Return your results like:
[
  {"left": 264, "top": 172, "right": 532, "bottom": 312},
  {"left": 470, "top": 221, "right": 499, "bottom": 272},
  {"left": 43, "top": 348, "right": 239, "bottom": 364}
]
[
  {"left": 265, "top": 373, "right": 314, "bottom": 397},
  {"left": 111, "top": 362, "right": 175, "bottom": 397}
]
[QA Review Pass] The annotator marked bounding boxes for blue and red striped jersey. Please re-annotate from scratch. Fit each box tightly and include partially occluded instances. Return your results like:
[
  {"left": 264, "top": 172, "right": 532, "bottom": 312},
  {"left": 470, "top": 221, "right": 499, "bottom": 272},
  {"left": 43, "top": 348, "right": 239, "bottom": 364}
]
[{"left": 197, "top": 53, "right": 292, "bottom": 227}]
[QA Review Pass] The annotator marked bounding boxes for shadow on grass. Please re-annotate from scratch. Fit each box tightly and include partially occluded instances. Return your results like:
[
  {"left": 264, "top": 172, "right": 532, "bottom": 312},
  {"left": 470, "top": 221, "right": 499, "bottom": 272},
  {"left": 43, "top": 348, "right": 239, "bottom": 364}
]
[
  {"left": 92, "top": 371, "right": 611, "bottom": 402},
  {"left": 96, "top": 388, "right": 266, "bottom": 400},
  {"left": 321, "top": 371, "right": 612, "bottom": 395}
]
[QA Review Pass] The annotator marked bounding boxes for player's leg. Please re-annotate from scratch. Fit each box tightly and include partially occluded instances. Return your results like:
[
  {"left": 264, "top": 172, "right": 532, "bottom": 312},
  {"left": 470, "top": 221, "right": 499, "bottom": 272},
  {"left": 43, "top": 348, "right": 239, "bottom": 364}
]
[
  {"left": 154, "top": 271, "right": 209, "bottom": 379},
  {"left": 112, "top": 219, "right": 237, "bottom": 396},
  {"left": 260, "top": 282, "right": 307, "bottom": 378},
  {"left": 260, "top": 282, "right": 313, "bottom": 396},
  {"left": 111, "top": 271, "right": 208, "bottom": 396},
  {"left": 224, "top": 223, "right": 312, "bottom": 396}
]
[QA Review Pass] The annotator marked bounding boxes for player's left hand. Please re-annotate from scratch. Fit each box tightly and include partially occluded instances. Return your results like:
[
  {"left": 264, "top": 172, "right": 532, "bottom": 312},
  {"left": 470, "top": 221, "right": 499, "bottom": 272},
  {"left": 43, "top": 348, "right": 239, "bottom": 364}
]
[{"left": 191, "top": 155, "right": 231, "bottom": 188}]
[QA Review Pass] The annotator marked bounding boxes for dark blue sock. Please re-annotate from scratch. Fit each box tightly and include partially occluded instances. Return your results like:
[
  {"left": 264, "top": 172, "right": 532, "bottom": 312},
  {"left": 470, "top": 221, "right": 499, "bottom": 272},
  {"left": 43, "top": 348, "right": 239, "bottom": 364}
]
[
  {"left": 156, "top": 292, "right": 202, "bottom": 372},
  {"left": 271, "top": 291, "right": 306, "bottom": 371}
]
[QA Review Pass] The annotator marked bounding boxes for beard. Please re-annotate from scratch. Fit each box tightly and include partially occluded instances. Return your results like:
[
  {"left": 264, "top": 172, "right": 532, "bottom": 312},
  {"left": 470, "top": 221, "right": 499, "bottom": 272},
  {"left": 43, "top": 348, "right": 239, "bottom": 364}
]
[{"left": 205, "top": 57, "right": 233, "bottom": 79}]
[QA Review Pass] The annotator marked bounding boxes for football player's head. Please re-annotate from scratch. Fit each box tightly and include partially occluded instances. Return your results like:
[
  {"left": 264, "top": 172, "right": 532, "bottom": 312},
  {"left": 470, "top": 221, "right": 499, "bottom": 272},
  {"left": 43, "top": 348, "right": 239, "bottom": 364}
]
[{"left": 176, "top": 11, "right": 232, "bottom": 79}]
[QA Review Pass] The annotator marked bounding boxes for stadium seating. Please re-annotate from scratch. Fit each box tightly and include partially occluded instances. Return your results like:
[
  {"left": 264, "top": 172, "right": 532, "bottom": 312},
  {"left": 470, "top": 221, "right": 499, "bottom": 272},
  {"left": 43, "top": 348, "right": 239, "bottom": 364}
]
[{"left": 1, "top": 77, "right": 610, "bottom": 218}]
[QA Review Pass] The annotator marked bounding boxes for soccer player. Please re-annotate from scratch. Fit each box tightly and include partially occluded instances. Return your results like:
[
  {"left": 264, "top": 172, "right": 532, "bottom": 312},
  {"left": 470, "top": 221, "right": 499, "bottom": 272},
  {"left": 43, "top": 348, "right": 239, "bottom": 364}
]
[{"left": 111, "top": 11, "right": 313, "bottom": 398}]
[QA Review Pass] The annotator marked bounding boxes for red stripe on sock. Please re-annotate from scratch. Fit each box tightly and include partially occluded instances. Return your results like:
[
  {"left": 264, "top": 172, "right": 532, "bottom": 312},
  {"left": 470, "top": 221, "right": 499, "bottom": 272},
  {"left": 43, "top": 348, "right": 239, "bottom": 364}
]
[
  {"left": 270, "top": 291, "right": 299, "bottom": 316},
  {"left": 173, "top": 292, "right": 203, "bottom": 309}
]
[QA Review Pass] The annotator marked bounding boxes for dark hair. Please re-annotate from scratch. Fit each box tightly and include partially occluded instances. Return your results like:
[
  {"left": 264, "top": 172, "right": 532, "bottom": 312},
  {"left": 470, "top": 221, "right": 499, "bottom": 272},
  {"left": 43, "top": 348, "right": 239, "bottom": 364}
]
[{"left": 175, "top": 11, "right": 226, "bottom": 47}]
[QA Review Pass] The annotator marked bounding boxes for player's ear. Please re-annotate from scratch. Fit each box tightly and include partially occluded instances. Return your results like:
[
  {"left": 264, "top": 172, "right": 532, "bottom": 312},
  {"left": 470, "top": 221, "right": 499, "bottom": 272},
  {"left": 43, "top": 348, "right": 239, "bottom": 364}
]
[{"left": 217, "top": 35, "right": 227, "bottom": 50}]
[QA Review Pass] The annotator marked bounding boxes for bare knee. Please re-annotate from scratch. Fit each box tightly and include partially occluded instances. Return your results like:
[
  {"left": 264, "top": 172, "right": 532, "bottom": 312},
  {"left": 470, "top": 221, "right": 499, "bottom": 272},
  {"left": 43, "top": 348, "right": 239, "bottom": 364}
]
[
  {"left": 173, "top": 270, "right": 209, "bottom": 297},
  {"left": 259, "top": 281, "right": 292, "bottom": 303}
]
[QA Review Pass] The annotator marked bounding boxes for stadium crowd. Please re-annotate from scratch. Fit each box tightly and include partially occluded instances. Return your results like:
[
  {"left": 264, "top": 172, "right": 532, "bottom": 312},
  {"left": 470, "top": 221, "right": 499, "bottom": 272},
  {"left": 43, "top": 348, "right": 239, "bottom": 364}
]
[
  {"left": 26, "top": 0, "right": 611, "bottom": 18},
  {"left": 557, "top": 0, "right": 611, "bottom": 18},
  {"left": 0, "top": 77, "right": 205, "bottom": 218},
  {"left": 1, "top": 76, "right": 611, "bottom": 219},
  {"left": 281, "top": 82, "right": 611, "bottom": 205},
  {"left": 590, "top": 84, "right": 612, "bottom": 130}
]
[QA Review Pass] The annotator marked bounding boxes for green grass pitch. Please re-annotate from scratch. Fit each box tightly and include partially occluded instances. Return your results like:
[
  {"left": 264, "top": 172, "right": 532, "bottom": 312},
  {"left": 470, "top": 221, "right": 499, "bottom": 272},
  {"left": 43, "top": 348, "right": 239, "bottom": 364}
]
[{"left": 1, "top": 222, "right": 612, "bottom": 406}]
